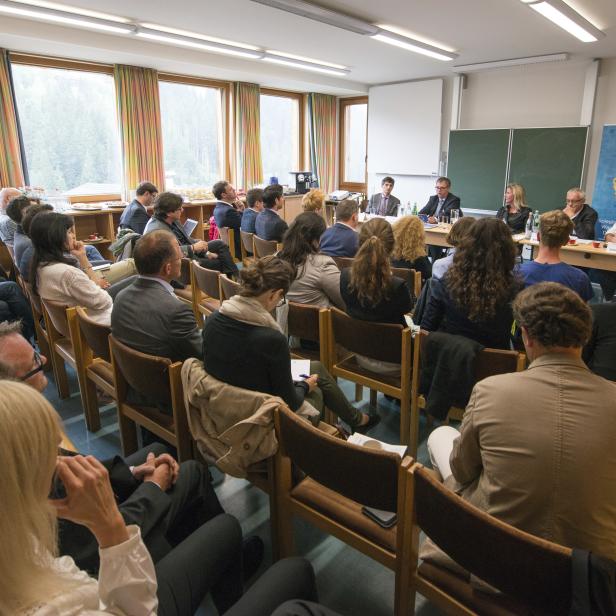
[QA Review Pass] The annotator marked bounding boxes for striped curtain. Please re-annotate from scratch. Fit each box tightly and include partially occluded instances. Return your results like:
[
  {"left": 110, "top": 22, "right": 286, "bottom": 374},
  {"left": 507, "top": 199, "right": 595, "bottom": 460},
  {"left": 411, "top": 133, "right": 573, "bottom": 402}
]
[
  {"left": 114, "top": 65, "right": 165, "bottom": 198},
  {"left": 308, "top": 93, "right": 337, "bottom": 194},
  {"left": 0, "top": 50, "right": 25, "bottom": 187},
  {"left": 234, "top": 82, "right": 262, "bottom": 189}
]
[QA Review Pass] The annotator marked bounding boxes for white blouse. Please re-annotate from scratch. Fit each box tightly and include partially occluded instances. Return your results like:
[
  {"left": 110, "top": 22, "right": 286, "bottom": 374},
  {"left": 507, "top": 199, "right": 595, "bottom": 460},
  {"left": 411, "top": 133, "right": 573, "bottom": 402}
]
[
  {"left": 23, "top": 526, "right": 157, "bottom": 616},
  {"left": 37, "top": 262, "right": 112, "bottom": 326}
]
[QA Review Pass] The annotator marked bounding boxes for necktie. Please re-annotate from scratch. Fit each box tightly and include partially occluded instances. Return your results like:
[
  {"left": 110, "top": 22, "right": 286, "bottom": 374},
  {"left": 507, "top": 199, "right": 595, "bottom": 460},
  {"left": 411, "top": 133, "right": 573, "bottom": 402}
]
[
  {"left": 435, "top": 198, "right": 445, "bottom": 217},
  {"left": 380, "top": 195, "right": 388, "bottom": 215}
]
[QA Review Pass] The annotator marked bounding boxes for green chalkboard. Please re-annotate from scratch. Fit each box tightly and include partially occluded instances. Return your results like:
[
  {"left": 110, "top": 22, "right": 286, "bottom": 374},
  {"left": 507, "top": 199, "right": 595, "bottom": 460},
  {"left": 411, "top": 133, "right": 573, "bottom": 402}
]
[
  {"left": 508, "top": 127, "right": 588, "bottom": 213},
  {"left": 447, "top": 129, "right": 510, "bottom": 211}
]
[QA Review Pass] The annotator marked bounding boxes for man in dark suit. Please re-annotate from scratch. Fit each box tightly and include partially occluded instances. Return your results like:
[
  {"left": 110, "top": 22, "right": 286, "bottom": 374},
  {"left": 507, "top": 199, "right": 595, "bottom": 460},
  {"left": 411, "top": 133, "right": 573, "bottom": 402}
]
[
  {"left": 319, "top": 199, "right": 359, "bottom": 257},
  {"left": 367, "top": 176, "right": 400, "bottom": 216},
  {"left": 213, "top": 180, "right": 243, "bottom": 257},
  {"left": 255, "top": 184, "right": 288, "bottom": 242},
  {"left": 420, "top": 176, "right": 462, "bottom": 261},
  {"left": 112, "top": 230, "right": 202, "bottom": 362},
  {"left": 119, "top": 181, "right": 158, "bottom": 235},
  {"left": 240, "top": 187, "right": 264, "bottom": 235}
]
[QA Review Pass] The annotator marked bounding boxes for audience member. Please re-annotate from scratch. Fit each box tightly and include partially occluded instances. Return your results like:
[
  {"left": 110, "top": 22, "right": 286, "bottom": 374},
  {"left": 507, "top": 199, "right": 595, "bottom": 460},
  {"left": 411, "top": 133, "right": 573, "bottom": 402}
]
[
  {"left": 112, "top": 230, "right": 201, "bottom": 362},
  {"left": 427, "top": 282, "right": 616, "bottom": 561},
  {"left": 13, "top": 203, "right": 52, "bottom": 277},
  {"left": 340, "top": 218, "right": 412, "bottom": 326},
  {"left": 202, "top": 256, "right": 378, "bottom": 432},
  {"left": 420, "top": 218, "right": 520, "bottom": 349},
  {"left": 496, "top": 183, "right": 531, "bottom": 233},
  {"left": 605, "top": 221, "right": 616, "bottom": 243},
  {"left": 301, "top": 189, "right": 326, "bottom": 214},
  {"left": 391, "top": 215, "right": 432, "bottom": 281},
  {"left": 517, "top": 209, "right": 593, "bottom": 301},
  {"left": 319, "top": 199, "right": 359, "bottom": 258},
  {"left": 279, "top": 212, "right": 345, "bottom": 309},
  {"left": 213, "top": 180, "right": 243, "bottom": 257},
  {"left": 561, "top": 187, "right": 598, "bottom": 239},
  {"left": 144, "top": 192, "right": 237, "bottom": 277},
  {"left": 255, "top": 184, "right": 288, "bottom": 242},
  {"left": 583, "top": 302, "right": 616, "bottom": 382},
  {"left": 0, "top": 321, "right": 48, "bottom": 390},
  {"left": 0, "top": 276, "right": 35, "bottom": 341},
  {"left": 367, "top": 176, "right": 399, "bottom": 216},
  {"left": 0, "top": 186, "right": 21, "bottom": 244},
  {"left": 30, "top": 212, "right": 113, "bottom": 325},
  {"left": 119, "top": 181, "right": 158, "bottom": 235},
  {"left": 431, "top": 216, "right": 476, "bottom": 280},
  {"left": 240, "top": 187, "right": 264, "bottom": 235}
]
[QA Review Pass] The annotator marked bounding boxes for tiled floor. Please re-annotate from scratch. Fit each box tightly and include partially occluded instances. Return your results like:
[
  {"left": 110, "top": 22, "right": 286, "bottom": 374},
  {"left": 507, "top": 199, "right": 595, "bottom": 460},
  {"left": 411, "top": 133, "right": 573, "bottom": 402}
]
[{"left": 47, "top": 368, "right": 444, "bottom": 615}]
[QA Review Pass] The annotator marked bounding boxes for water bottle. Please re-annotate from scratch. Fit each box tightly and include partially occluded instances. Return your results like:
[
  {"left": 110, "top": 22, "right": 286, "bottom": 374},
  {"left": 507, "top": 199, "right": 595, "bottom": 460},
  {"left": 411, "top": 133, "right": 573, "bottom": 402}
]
[
  {"left": 405, "top": 201, "right": 411, "bottom": 217},
  {"left": 412, "top": 202, "right": 418, "bottom": 216},
  {"left": 525, "top": 213, "right": 533, "bottom": 239},
  {"left": 532, "top": 209, "right": 540, "bottom": 232}
]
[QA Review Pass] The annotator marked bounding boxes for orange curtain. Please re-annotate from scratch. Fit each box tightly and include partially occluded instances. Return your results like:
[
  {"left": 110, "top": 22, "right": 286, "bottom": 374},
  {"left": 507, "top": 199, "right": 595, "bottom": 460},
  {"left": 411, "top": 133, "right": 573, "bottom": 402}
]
[
  {"left": 114, "top": 65, "right": 164, "bottom": 198},
  {"left": 234, "top": 82, "right": 262, "bottom": 190},
  {"left": 308, "top": 93, "right": 337, "bottom": 194},
  {"left": 0, "top": 50, "right": 25, "bottom": 187}
]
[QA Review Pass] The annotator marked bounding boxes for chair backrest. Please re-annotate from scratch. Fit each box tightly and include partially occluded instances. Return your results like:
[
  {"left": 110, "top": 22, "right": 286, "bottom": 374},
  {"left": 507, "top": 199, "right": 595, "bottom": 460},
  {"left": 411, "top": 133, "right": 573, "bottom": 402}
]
[
  {"left": 180, "top": 257, "right": 191, "bottom": 285},
  {"left": 253, "top": 235, "right": 278, "bottom": 258},
  {"left": 240, "top": 230, "right": 254, "bottom": 254},
  {"left": 287, "top": 302, "right": 321, "bottom": 342},
  {"left": 413, "top": 465, "right": 572, "bottom": 614},
  {"left": 191, "top": 260, "right": 221, "bottom": 299},
  {"left": 331, "top": 255, "right": 354, "bottom": 271},
  {"left": 218, "top": 227, "right": 237, "bottom": 261},
  {"left": 391, "top": 267, "right": 421, "bottom": 300},
  {"left": 277, "top": 404, "right": 402, "bottom": 511},
  {"left": 109, "top": 335, "right": 173, "bottom": 407},
  {"left": 42, "top": 298, "right": 71, "bottom": 339},
  {"left": 219, "top": 274, "right": 241, "bottom": 301},
  {"left": 218, "top": 226, "right": 230, "bottom": 245},
  {"left": 0, "top": 241, "right": 13, "bottom": 277},
  {"left": 75, "top": 306, "right": 111, "bottom": 362},
  {"left": 329, "top": 306, "right": 403, "bottom": 364}
]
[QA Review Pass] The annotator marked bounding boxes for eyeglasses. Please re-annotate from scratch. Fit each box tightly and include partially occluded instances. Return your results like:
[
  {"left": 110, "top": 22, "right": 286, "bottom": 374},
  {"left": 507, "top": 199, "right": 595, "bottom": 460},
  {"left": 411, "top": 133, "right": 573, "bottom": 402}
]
[
  {"left": 276, "top": 295, "right": 287, "bottom": 308},
  {"left": 566, "top": 198, "right": 583, "bottom": 204},
  {"left": 20, "top": 350, "right": 44, "bottom": 381}
]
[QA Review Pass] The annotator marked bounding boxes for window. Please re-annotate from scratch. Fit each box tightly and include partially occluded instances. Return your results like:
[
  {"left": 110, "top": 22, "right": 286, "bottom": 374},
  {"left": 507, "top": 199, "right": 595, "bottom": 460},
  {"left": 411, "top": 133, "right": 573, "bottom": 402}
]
[
  {"left": 260, "top": 92, "right": 300, "bottom": 186},
  {"left": 11, "top": 63, "right": 122, "bottom": 196},
  {"left": 339, "top": 97, "right": 368, "bottom": 191},
  {"left": 159, "top": 80, "right": 224, "bottom": 192}
]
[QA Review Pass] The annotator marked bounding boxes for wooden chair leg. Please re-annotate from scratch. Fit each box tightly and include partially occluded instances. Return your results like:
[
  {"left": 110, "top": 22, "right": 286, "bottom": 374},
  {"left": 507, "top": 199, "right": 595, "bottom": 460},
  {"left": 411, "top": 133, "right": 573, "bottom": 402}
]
[
  {"left": 324, "top": 407, "right": 336, "bottom": 425},
  {"left": 409, "top": 399, "right": 420, "bottom": 459},
  {"left": 82, "top": 378, "right": 102, "bottom": 433},
  {"left": 117, "top": 406, "right": 139, "bottom": 456},
  {"left": 50, "top": 349, "right": 70, "bottom": 399},
  {"left": 354, "top": 383, "right": 363, "bottom": 402},
  {"left": 369, "top": 388, "right": 378, "bottom": 409},
  {"left": 400, "top": 396, "right": 411, "bottom": 449}
]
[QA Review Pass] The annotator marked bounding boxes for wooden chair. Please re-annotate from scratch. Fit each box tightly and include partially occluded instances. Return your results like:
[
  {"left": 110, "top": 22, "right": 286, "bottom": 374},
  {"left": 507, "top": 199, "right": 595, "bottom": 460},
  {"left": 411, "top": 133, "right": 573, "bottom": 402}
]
[
  {"left": 331, "top": 255, "right": 354, "bottom": 271},
  {"left": 274, "top": 404, "right": 415, "bottom": 615},
  {"left": 66, "top": 306, "right": 114, "bottom": 433},
  {"left": 409, "top": 463, "right": 572, "bottom": 615},
  {"left": 218, "top": 227, "right": 239, "bottom": 262},
  {"left": 22, "top": 281, "right": 52, "bottom": 370},
  {"left": 391, "top": 267, "right": 422, "bottom": 300},
  {"left": 240, "top": 230, "right": 255, "bottom": 266},
  {"left": 40, "top": 298, "right": 75, "bottom": 400},
  {"left": 219, "top": 274, "right": 241, "bottom": 301},
  {"left": 190, "top": 260, "right": 221, "bottom": 325},
  {"left": 0, "top": 240, "right": 14, "bottom": 279},
  {"left": 174, "top": 257, "right": 194, "bottom": 307},
  {"left": 109, "top": 335, "right": 193, "bottom": 462},
  {"left": 410, "top": 330, "right": 526, "bottom": 453},
  {"left": 326, "top": 307, "right": 413, "bottom": 449},
  {"left": 253, "top": 235, "right": 279, "bottom": 258}
]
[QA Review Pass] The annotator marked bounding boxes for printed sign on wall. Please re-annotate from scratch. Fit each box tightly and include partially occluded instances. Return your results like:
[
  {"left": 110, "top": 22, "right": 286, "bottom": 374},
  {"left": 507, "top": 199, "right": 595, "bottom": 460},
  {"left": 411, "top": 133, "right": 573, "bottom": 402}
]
[{"left": 592, "top": 125, "right": 616, "bottom": 235}]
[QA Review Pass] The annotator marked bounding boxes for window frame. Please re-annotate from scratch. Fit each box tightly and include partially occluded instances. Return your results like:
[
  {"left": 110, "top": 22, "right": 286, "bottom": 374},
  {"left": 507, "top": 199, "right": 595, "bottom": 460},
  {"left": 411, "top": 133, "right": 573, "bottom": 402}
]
[
  {"left": 338, "top": 95, "right": 368, "bottom": 193},
  {"left": 260, "top": 88, "right": 305, "bottom": 173}
]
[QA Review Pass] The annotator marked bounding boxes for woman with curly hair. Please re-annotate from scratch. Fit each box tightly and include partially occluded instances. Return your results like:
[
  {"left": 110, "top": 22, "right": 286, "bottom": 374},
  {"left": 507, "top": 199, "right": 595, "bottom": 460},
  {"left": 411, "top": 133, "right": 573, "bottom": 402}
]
[
  {"left": 301, "top": 189, "right": 326, "bottom": 214},
  {"left": 420, "top": 217, "right": 521, "bottom": 349},
  {"left": 391, "top": 215, "right": 432, "bottom": 281},
  {"left": 340, "top": 217, "right": 413, "bottom": 326}
]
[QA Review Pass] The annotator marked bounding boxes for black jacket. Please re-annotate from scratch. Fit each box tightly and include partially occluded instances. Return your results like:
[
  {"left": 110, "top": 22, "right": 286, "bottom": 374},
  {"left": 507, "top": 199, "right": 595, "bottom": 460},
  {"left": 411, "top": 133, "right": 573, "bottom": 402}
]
[
  {"left": 420, "top": 193, "right": 462, "bottom": 218},
  {"left": 583, "top": 303, "right": 616, "bottom": 382},
  {"left": 496, "top": 205, "right": 531, "bottom": 234},
  {"left": 564, "top": 203, "right": 598, "bottom": 240}
]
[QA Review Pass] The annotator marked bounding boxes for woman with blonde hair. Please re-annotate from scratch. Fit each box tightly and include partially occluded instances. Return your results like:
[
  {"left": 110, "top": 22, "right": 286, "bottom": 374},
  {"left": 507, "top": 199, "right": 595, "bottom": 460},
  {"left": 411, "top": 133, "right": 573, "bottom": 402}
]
[
  {"left": 340, "top": 217, "right": 413, "bottom": 326},
  {"left": 391, "top": 215, "right": 432, "bottom": 281},
  {"left": 0, "top": 380, "right": 157, "bottom": 615},
  {"left": 496, "top": 183, "right": 531, "bottom": 233},
  {"left": 301, "top": 189, "right": 326, "bottom": 213}
]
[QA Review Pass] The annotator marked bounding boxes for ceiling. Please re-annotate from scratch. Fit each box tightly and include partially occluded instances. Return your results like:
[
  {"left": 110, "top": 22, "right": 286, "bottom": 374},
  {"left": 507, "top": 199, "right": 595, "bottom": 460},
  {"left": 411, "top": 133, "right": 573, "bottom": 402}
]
[{"left": 1, "top": 0, "right": 615, "bottom": 94}]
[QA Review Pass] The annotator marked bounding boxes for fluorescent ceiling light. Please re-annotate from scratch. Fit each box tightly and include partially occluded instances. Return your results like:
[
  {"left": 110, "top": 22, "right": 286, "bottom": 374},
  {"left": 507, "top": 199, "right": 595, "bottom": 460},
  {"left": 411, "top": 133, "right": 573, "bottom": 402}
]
[
  {"left": 262, "top": 53, "right": 349, "bottom": 76},
  {"left": 0, "top": 0, "right": 135, "bottom": 32},
  {"left": 372, "top": 30, "right": 457, "bottom": 61},
  {"left": 265, "top": 49, "right": 347, "bottom": 70},
  {"left": 9, "top": 0, "right": 130, "bottom": 22},
  {"left": 452, "top": 53, "right": 569, "bottom": 72},
  {"left": 140, "top": 22, "right": 260, "bottom": 51},
  {"left": 522, "top": 0, "right": 604, "bottom": 42},
  {"left": 248, "top": 0, "right": 378, "bottom": 35},
  {"left": 135, "top": 28, "right": 264, "bottom": 59}
]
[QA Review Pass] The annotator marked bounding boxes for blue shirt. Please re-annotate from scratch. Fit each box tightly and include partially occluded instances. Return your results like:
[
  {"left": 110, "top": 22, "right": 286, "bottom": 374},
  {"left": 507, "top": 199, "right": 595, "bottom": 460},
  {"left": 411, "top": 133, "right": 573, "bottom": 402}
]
[{"left": 517, "top": 261, "right": 593, "bottom": 301}]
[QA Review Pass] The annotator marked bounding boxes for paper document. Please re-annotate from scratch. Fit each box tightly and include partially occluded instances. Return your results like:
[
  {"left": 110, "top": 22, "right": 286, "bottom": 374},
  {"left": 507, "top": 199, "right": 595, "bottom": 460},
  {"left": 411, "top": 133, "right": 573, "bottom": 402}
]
[
  {"left": 291, "top": 359, "right": 311, "bottom": 381},
  {"left": 347, "top": 433, "right": 408, "bottom": 458},
  {"left": 184, "top": 218, "right": 198, "bottom": 237}
]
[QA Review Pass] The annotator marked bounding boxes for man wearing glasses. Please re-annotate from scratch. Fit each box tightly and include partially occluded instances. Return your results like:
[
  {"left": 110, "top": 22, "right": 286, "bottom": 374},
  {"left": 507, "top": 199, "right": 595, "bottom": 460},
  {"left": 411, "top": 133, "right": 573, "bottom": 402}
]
[
  {"left": 561, "top": 187, "right": 598, "bottom": 240},
  {"left": 0, "top": 321, "right": 47, "bottom": 391}
]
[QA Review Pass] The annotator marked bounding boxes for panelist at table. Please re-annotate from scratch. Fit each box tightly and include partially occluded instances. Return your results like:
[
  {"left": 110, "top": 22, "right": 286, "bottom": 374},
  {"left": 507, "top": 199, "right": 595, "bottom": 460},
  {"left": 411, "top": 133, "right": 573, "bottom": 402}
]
[
  {"left": 561, "top": 187, "right": 598, "bottom": 240},
  {"left": 366, "top": 176, "right": 400, "bottom": 216},
  {"left": 496, "top": 183, "right": 531, "bottom": 234}
]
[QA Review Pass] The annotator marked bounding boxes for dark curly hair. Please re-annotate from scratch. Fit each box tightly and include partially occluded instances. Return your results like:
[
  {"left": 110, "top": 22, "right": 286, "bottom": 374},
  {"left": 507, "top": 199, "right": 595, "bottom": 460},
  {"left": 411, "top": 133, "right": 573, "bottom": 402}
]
[
  {"left": 445, "top": 217, "right": 518, "bottom": 321},
  {"left": 513, "top": 282, "right": 591, "bottom": 348},
  {"left": 278, "top": 212, "right": 326, "bottom": 276},
  {"left": 239, "top": 255, "right": 295, "bottom": 297}
]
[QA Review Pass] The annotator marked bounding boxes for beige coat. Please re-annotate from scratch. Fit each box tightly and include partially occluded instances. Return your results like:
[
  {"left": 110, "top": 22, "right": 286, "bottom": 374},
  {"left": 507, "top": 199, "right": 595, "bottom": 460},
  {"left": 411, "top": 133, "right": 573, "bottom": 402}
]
[
  {"left": 449, "top": 353, "right": 616, "bottom": 561},
  {"left": 182, "top": 358, "right": 281, "bottom": 478}
]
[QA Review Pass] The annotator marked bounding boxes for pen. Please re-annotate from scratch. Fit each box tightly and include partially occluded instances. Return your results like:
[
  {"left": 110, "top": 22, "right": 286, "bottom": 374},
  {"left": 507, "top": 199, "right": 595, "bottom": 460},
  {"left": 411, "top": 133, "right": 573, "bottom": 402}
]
[{"left": 299, "top": 374, "right": 311, "bottom": 379}]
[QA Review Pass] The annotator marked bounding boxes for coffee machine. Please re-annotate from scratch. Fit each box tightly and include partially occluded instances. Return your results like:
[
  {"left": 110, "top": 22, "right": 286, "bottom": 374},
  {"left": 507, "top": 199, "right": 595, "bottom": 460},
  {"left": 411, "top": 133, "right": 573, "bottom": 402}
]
[{"left": 290, "top": 171, "right": 316, "bottom": 194}]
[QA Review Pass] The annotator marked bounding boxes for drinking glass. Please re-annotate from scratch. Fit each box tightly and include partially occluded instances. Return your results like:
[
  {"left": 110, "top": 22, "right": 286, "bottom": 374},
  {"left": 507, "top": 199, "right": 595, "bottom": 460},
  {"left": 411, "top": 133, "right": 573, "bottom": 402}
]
[
  {"left": 450, "top": 209, "right": 460, "bottom": 224},
  {"left": 439, "top": 214, "right": 449, "bottom": 225}
]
